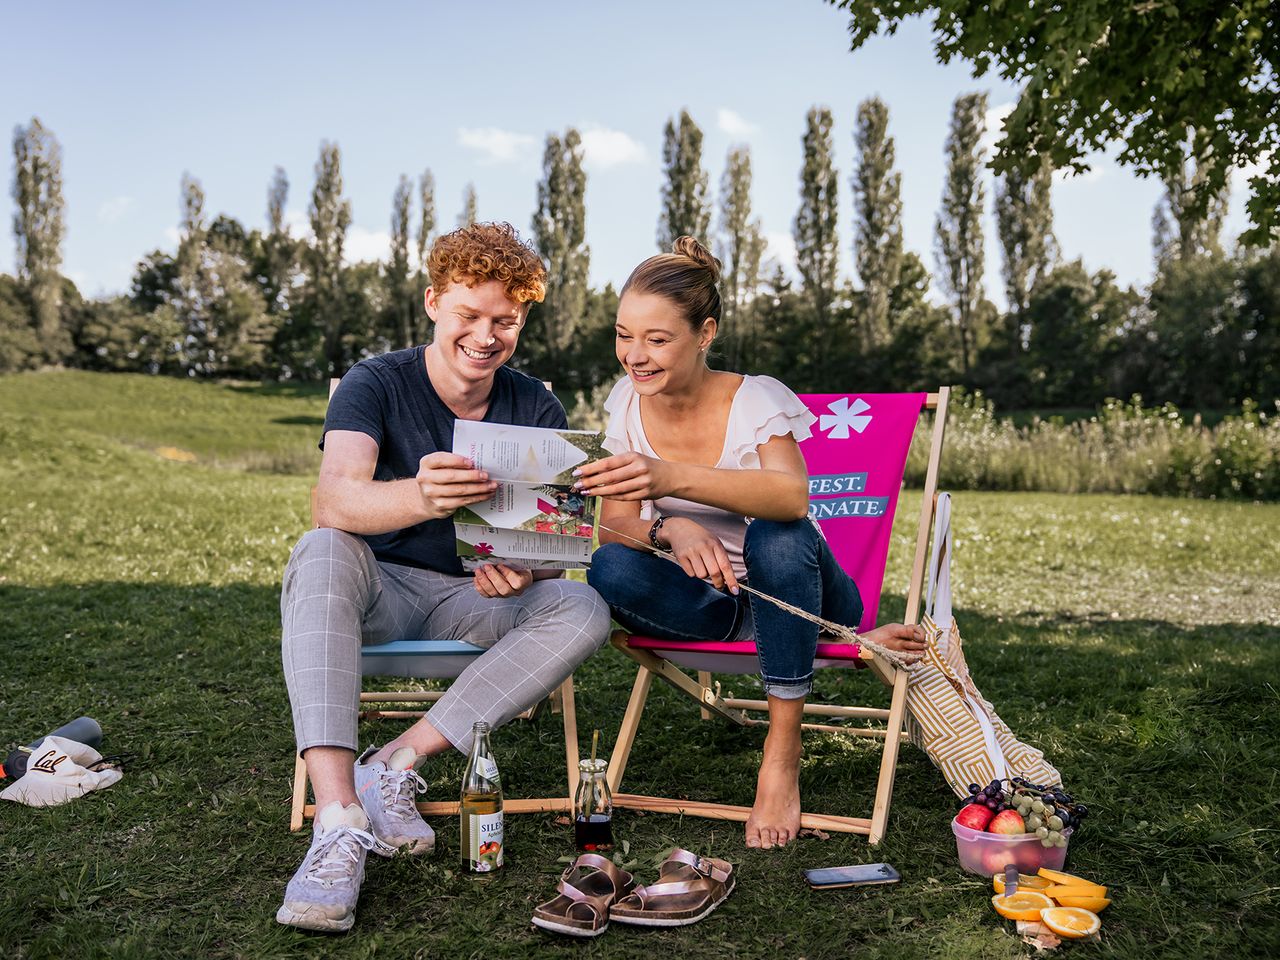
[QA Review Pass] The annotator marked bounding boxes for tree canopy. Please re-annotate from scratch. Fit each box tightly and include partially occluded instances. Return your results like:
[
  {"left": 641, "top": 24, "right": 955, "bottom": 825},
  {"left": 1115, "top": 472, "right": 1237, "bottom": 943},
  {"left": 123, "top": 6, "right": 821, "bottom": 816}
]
[{"left": 832, "top": 0, "right": 1278, "bottom": 245}]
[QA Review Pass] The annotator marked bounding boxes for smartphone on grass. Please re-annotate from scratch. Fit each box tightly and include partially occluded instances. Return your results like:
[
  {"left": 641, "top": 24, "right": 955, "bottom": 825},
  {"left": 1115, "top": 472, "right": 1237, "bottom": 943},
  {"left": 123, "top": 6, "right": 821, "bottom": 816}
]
[{"left": 804, "top": 863, "right": 901, "bottom": 890}]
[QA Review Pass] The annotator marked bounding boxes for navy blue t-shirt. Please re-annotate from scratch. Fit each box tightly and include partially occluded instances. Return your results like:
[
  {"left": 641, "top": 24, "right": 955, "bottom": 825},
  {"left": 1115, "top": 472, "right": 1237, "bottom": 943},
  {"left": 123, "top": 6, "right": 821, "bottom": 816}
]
[{"left": 321, "top": 346, "right": 567, "bottom": 574}]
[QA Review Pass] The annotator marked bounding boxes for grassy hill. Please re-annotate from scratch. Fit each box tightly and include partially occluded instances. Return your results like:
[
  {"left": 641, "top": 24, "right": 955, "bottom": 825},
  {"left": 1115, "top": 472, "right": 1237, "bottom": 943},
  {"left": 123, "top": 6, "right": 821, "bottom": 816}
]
[{"left": 1, "top": 371, "right": 1276, "bottom": 959}]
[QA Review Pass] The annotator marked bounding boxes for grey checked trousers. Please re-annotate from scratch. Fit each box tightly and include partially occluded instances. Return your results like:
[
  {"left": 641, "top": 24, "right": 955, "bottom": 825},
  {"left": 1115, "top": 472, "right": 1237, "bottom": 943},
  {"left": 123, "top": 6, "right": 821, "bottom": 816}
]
[{"left": 281, "top": 527, "right": 611, "bottom": 755}]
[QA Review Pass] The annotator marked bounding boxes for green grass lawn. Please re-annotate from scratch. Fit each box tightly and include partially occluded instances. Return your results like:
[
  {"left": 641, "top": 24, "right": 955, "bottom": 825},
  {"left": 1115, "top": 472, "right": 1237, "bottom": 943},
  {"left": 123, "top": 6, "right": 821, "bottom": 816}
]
[{"left": 1, "top": 370, "right": 1276, "bottom": 959}]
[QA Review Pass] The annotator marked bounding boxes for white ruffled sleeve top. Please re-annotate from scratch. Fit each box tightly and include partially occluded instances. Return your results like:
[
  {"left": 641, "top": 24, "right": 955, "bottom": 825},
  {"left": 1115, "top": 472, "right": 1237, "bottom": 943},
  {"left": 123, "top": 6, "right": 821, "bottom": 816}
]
[{"left": 601, "top": 374, "right": 817, "bottom": 579}]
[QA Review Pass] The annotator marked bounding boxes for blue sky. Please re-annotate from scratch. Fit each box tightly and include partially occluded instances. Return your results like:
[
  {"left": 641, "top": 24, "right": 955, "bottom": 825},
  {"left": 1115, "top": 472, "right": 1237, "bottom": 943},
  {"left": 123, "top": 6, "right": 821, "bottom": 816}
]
[{"left": 0, "top": 2, "right": 1259, "bottom": 307}]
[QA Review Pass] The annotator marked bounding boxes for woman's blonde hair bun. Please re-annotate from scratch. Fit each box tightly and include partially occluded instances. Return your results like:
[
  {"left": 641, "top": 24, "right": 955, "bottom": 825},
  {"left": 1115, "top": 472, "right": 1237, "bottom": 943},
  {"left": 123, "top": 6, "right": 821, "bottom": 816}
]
[{"left": 672, "top": 235, "right": 722, "bottom": 283}]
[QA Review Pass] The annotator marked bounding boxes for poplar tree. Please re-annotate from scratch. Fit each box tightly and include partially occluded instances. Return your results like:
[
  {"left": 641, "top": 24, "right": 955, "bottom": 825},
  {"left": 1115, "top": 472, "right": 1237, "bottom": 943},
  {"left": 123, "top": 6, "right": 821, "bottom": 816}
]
[
  {"left": 532, "top": 128, "right": 589, "bottom": 372},
  {"left": 416, "top": 169, "right": 436, "bottom": 275},
  {"left": 389, "top": 174, "right": 414, "bottom": 348},
  {"left": 852, "top": 97, "right": 904, "bottom": 347},
  {"left": 414, "top": 169, "right": 437, "bottom": 342},
  {"left": 309, "top": 140, "right": 352, "bottom": 375},
  {"left": 717, "top": 145, "right": 765, "bottom": 371},
  {"left": 458, "top": 183, "right": 478, "bottom": 228},
  {"left": 995, "top": 162, "right": 1057, "bottom": 352},
  {"left": 175, "top": 172, "right": 211, "bottom": 372},
  {"left": 934, "top": 92, "right": 988, "bottom": 376},
  {"left": 264, "top": 166, "right": 295, "bottom": 316},
  {"left": 793, "top": 106, "right": 840, "bottom": 379},
  {"left": 657, "top": 110, "right": 711, "bottom": 250},
  {"left": 11, "top": 117, "right": 68, "bottom": 360},
  {"left": 1152, "top": 135, "right": 1229, "bottom": 265}
]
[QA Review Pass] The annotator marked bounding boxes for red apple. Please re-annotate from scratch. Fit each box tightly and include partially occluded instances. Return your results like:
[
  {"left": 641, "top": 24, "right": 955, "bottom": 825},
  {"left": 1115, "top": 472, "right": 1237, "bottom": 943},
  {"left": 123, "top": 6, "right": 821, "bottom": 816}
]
[
  {"left": 955, "top": 803, "right": 995, "bottom": 831},
  {"left": 988, "top": 809, "right": 1027, "bottom": 835}
]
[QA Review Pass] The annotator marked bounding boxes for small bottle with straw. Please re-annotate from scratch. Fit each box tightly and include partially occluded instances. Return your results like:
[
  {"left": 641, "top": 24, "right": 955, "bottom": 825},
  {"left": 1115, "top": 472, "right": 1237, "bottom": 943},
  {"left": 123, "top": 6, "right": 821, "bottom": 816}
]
[{"left": 573, "top": 729, "right": 613, "bottom": 852}]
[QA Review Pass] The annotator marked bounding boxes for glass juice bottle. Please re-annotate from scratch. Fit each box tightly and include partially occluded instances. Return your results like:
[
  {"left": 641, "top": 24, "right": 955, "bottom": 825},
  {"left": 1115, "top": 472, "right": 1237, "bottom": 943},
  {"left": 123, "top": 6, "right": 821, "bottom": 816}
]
[
  {"left": 573, "top": 758, "right": 614, "bottom": 852},
  {"left": 460, "top": 721, "right": 503, "bottom": 872}
]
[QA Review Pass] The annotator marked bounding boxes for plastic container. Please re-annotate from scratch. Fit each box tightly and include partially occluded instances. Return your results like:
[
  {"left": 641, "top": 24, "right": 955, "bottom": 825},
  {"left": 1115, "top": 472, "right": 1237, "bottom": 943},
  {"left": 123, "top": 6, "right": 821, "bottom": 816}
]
[{"left": 952, "top": 815, "right": 1071, "bottom": 876}]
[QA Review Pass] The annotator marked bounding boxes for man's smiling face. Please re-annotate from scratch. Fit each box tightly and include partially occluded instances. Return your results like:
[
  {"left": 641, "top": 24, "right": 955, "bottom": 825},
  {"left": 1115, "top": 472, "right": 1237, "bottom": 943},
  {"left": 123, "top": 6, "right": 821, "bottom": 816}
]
[{"left": 424, "top": 278, "right": 527, "bottom": 386}]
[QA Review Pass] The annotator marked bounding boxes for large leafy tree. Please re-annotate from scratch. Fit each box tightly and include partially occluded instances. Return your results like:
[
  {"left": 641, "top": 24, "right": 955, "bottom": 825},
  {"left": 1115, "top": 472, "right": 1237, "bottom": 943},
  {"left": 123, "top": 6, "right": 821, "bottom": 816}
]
[
  {"left": 852, "top": 97, "right": 904, "bottom": 348},
  {"left": 657, "top": 110, "right": 711, "bottom": 250},
  {"left": 935, "top": 92, "right": 988, "bottom": 375},
  {"left": 531, "top": 128, "right": 590, "bottom": 376},
  {"left": 832, "top": 0, "right": 1279, "bottom": 245},
  {"left": 12, "top": 117, "right": 68, "bottom": 361}
]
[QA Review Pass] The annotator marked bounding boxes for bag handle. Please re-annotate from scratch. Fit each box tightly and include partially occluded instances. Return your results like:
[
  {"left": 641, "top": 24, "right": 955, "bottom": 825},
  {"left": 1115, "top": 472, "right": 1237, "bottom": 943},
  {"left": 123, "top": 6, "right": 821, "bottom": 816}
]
[{"left": 926, "top": 492, "right": 953, "bottom": 628}]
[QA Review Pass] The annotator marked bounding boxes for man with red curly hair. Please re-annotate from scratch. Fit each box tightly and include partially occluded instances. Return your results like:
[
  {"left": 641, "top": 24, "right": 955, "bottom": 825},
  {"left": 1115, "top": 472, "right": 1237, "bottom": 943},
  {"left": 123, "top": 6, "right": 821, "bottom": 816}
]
[{"left": 276, "top": 222, "right": 610, "bottom": 933}]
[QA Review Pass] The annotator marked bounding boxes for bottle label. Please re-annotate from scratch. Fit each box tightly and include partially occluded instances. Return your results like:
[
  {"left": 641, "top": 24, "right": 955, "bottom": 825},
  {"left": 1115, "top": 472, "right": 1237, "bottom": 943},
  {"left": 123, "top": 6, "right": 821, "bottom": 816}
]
[
  {"left": 477, "top": 757, "right": 499, "bottom": 783},
  {"left": 468, "top": 811, "right": 503, "bottom": 871}
]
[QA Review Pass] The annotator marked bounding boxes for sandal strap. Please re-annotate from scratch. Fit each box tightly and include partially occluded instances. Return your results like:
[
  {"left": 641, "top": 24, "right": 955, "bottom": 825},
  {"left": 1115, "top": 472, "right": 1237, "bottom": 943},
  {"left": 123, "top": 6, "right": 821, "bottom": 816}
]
[
  {"left": 553, "top": 876, "right": 607, "bottom": 923},
  {"left": 664, "top": 848, "right": 732, "bottom": 883},
  {"left": 628, "top": 876, "right": 715, "bottom": 905},
  {"left": 558, "top": 853, "right": 628, "bottom": 896}
]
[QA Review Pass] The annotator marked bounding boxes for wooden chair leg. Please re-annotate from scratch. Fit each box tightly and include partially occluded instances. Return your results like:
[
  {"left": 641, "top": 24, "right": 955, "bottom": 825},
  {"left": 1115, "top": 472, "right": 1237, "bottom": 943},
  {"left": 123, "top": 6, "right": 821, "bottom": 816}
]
[
  {"left": 868, "top": 667, "right": 909, "bottom": 845},
  {"left": 559, "top": 675, "right": 581, "bottom": 800},
  {"left": 697, "top": 670, "right": 713, "bottom": 720},
  {"left": 290, "top": 753, "right": 308, "bottom": 832},
  {"left": 607, "top": 666, "right": 654, "bottom": 795}
]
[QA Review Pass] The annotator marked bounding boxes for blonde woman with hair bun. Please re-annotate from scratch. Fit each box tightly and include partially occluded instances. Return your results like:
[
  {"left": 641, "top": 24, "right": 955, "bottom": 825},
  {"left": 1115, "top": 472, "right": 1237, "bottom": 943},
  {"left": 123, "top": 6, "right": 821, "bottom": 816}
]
[{"left": 575, "top": 237, "right": 926, "bottom": 850}]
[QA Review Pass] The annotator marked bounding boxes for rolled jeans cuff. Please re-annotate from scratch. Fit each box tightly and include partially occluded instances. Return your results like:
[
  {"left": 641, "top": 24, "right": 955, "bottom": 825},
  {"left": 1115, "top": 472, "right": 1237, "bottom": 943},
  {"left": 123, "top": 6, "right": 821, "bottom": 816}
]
[{"left": 762, "top": 679, "right": 812, "bottom": 700}]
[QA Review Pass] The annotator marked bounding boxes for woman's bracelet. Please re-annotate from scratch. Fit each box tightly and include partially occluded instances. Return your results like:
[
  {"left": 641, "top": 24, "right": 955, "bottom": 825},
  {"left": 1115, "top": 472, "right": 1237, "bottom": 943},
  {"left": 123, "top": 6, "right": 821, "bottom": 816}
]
[{"left": 648, "top": 515, "right": 667, "bottom": 551}]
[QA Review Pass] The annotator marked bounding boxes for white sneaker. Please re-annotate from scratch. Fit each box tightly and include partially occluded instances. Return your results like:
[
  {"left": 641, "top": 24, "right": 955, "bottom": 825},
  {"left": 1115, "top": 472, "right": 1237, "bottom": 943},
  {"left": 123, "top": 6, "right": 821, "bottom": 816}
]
[
  {"left": 276, "top": 801, "right": 391, "bottom": 933},
  {"left": 354, "top": 746, "right": 436, "bottom": 855}
]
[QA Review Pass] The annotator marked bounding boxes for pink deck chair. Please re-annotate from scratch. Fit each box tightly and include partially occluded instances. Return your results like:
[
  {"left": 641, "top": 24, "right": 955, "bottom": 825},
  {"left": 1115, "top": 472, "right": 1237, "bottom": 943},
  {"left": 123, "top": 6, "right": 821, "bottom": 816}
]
[{"left": 606, "top": 388, "right": 950, "bottom": 844}]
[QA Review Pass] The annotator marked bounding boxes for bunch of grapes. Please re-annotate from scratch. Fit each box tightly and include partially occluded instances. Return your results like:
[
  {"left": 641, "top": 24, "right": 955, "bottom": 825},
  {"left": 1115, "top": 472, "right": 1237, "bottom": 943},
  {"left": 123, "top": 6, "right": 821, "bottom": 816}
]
[
  {"left": 961, "top": 778, "right": 1089, "bottom": 845},
  {"left": 962, "top": 779, "right": 1012, "bottom": 813},
  {"left": 1008, "top": 778, "right": 1088, "bottom": 846}
]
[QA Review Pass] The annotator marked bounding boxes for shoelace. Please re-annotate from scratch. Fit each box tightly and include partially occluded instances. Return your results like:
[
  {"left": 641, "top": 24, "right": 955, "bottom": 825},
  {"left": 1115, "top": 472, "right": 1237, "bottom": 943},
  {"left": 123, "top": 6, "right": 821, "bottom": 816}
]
[
  {"left": 305, "top": 825, "right": 393, "bottom": 886},
  {"left": 378, "top": 767, "right": 428, "bottom": 821}
]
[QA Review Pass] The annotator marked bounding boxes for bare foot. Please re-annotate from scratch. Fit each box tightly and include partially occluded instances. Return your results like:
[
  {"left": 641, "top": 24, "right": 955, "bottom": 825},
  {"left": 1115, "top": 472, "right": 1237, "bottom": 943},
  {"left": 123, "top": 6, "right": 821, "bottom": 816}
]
[
  {"left": 864, "top": 622, "right": 928, "bottom": 656},
  {"left": 745, "top": 751, "right": 801, "bottom": 849}
]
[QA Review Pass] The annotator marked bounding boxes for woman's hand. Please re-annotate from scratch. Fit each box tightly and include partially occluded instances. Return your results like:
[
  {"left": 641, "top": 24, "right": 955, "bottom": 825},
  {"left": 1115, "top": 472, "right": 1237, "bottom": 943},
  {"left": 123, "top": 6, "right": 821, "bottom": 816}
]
[
  {"left": 662, "top": 517, "right": 739, "bottom": 594},
  {"left": 863, "top": 622, "right": 928, "bottom": 655},
  {"left": 473, "top": 563, "right": 534, "bottom": 598},
  {"left": 572, "top": 451, "right": 674, "bottom": 501}
]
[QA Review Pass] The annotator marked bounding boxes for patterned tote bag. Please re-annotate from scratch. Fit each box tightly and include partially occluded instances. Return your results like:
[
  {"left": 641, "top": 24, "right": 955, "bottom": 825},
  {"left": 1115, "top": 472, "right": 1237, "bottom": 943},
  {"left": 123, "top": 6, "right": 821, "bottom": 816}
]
[{"left": 905, "top": 493, "right": 1062, "bottom": 797}]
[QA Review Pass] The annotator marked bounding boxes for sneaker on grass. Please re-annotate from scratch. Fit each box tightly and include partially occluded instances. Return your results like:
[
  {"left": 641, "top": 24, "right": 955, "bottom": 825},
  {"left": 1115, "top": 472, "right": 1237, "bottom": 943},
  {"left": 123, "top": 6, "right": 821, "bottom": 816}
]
[
  {"left": 276, "top": 801, "right": 392, "bottom": 933},
  {"left": 355, "top": 745, "right": 435, "bottom": 855}
]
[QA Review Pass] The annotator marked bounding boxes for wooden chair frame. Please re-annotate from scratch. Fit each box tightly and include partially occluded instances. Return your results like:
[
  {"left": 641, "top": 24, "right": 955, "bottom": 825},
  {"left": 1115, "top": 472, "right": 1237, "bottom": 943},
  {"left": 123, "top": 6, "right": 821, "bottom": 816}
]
[
  {"left": 605, "top": 388, "right": 950, "bottom": 844},
  {"left": 288, "top": 378, "right": 583, "bottom": 830}
]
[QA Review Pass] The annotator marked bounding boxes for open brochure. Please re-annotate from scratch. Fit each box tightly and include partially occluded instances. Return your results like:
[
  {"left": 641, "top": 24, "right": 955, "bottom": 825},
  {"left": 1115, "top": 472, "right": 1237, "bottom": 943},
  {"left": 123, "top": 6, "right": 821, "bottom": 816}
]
[
  {"left": 453, "top": 420, "right": 608, "bottom": 486},
  {"left": 452, "top": 421, "right": 607, "bottom": 568}
]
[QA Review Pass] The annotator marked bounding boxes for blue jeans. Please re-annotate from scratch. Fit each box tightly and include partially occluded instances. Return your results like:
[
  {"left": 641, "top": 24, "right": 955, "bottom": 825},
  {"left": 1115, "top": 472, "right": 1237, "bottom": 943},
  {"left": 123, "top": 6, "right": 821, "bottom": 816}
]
[{"left": 588, "top": 519, "right": 863, "bottom": 699}]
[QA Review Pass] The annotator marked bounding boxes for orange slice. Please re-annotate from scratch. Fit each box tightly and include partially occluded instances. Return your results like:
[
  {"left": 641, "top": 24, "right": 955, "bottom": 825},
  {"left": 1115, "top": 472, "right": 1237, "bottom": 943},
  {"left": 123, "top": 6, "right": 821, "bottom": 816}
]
[
  {"left": 993, "top": 873, "right": 1053, "bottom": 895},
  {"left": 991, "top": 891, "right": 1054, "bottom": 921},
  {"left": 1053, "top": 895, "right": 1111, "bottom": 912},
  {"left": 1040, "top": 907, "right": 1101, "bottom": 939},
  {"left": 1037, "top": 867, "right": 1095, "bottom": 887},
  {"left": 1045, "top": 882, "right": 1108, "bottom": 899}
]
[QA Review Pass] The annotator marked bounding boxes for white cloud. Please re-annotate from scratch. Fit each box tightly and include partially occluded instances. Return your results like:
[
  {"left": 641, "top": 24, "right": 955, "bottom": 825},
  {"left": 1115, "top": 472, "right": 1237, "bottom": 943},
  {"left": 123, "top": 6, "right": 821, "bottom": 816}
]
[
  {"left": 578, "top": 124, "right": 646, "bottom": 169},
  {"left": 764, "top": 231, "right": 796, "bottom": 275},
  {"left": 457, "top": 126, "right": 537, "bottom": 164},
  {"left": 163, "top": 225, "right": 182, "bottom": 246},
  {"left": 98, "top": 196, "right": 134, "bottom": 223},
  {"left": 717, "top": 108, "right": 758, "bottom": 138},
  {"left": 980, "top": 102, "right": 1014, "bottom": 157},
  {"left": 343, "top": 225, "right": 392, "bottom": 264}
]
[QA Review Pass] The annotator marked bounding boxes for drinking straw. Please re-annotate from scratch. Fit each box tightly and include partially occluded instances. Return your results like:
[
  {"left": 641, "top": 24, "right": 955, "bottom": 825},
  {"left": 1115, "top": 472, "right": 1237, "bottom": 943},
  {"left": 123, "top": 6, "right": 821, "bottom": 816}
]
[{"left": 590, "top": 728, "right": 599, "bottom": 765}]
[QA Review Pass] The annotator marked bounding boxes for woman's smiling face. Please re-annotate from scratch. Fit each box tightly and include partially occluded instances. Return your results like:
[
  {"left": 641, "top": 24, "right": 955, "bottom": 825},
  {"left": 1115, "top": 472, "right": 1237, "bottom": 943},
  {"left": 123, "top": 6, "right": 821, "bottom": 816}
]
[{"left": 615, "top": 291, "right": 713, "bottom": 395}]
